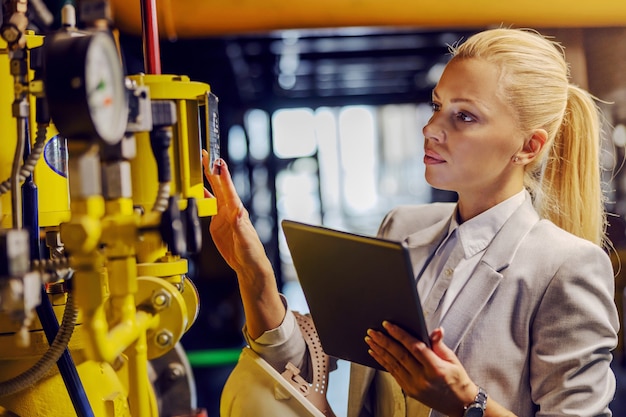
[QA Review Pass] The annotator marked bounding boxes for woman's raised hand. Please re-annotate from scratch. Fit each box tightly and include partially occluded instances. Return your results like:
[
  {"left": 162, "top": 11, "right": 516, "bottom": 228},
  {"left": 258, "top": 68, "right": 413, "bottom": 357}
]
[
  {"left": 202, "top": 150, "right": 285, "bottom": 338},
  {"left": 202, "top": 150, "right": 271, "bottom": 276}
]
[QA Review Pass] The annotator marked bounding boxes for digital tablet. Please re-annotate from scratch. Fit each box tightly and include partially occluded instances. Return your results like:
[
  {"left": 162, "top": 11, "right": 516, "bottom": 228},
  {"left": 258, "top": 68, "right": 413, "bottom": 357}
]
[{"left": 281, "top": 219, "right": 431, "bottom": 371}]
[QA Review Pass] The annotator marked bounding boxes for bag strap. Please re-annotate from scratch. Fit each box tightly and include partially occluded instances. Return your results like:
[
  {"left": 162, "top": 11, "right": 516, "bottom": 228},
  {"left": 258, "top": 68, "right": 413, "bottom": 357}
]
[{"left": 281, "top": 311, "right": 337, "bottom": 417}]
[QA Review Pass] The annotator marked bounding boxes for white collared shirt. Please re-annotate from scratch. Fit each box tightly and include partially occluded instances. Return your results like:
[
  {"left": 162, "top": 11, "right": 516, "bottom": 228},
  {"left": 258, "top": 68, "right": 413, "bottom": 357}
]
[{"left": 417, "top": 190, "right": 527, "bottom": 323}]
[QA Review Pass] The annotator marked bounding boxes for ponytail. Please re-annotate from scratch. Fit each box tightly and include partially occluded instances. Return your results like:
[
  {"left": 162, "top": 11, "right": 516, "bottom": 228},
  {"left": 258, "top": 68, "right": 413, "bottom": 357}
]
[{"left": 540, "top": 85, "right": 606, "bottom": 247}]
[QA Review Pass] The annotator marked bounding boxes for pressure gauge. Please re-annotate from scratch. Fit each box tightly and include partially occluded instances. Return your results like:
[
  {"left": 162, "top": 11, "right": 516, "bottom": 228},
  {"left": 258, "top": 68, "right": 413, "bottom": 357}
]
[{"left": 44, "top": 31, "right": 128, "bottom": 144}]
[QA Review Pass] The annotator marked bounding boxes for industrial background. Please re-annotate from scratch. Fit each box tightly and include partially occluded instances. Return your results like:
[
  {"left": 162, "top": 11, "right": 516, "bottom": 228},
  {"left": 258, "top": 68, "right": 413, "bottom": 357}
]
[{"left": 1, "top": 0, "right": 625, "bottom": 416}]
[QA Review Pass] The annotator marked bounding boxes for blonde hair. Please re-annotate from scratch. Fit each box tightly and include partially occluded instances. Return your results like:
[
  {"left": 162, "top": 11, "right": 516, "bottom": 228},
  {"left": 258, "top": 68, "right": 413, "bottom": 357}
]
[{"left": 450, "top": 28, "right": 606, "bottom": 246}]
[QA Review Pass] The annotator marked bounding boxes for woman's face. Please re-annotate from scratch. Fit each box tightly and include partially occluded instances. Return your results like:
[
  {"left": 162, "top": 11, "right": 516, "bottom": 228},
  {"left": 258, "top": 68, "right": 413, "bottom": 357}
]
[{"left": 423, "top": 58, "right": 525, "bottom": 202}]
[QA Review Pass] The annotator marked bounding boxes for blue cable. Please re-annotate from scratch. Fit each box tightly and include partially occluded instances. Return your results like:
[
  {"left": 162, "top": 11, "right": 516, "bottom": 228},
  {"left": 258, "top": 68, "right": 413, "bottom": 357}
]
[
  {"left": 35, "top": 285, "right": 95, "bottom": 417},
  {"left": 22, "top": 137, "right": 95, "bottom": 417}
]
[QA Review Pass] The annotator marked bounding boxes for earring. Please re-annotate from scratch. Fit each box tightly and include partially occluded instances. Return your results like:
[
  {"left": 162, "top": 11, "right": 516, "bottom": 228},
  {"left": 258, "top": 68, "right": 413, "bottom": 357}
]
[{"left": 513, "top": 156, "right": 520, "bottom": 163}]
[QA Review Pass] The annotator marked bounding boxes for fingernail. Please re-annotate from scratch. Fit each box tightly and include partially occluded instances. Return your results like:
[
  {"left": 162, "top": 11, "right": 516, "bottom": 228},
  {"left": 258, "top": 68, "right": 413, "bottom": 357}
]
[
  {"left": 382, "top": 321, "right": 391, "bottom": 329},
  {"left": 213, "top": 158, "right": 223, "bottom": 175}
]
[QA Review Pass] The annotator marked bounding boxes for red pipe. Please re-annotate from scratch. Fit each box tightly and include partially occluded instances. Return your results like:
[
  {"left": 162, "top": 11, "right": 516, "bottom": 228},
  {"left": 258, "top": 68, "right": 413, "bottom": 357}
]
[{"left": 140, "top": 0, "right": 161, "bottom": 74}]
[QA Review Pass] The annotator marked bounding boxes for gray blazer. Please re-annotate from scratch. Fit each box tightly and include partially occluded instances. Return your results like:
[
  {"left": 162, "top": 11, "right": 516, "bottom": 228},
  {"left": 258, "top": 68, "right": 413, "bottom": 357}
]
[{"left": 348, "top": 196, "right": 619, "bottom": 417}]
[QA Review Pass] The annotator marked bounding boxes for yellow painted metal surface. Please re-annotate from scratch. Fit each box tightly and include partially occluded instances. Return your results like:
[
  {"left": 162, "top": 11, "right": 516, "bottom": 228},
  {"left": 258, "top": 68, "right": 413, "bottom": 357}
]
[
  {"left": 0, "top": 356, "right": 135, "bottom": 417},
  {"left": 0, "top": 34, "right": 70, "bottom": 228},
  {"left": 127, "top": 74, "right": 217, "bottom": 217},
  {"left": 111, "top": 0, "right": 626, "bottom": 39}
]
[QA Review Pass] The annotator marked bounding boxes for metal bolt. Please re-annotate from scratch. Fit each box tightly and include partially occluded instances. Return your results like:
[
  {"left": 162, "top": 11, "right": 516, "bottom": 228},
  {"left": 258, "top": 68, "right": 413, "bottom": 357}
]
[
  {"left": 155, "top": 330, "right": 173, "bottom": 348},
  {"left": 167, "top": 363, "right": 186, "bottom": 381},
  {"left": 151, "top": 289, "right": 171, "bottom": 310}
]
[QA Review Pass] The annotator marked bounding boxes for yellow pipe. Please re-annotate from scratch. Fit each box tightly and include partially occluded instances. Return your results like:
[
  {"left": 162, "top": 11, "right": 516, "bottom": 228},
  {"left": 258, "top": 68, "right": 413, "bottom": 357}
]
[
  {"left": 62, "top": 199, "right": 105, "bottom": 254},
  {"left": 109, "top": 294, "right": 136, "bottom": 327},
  {"left": 83, "top": 302, "right": 159, "bottom": 364},
  {"left": 110, "top": 0, "right": 626, "bottom": 38},
  {"left": 99, "top": 196, "right": 146, "bottom": 351},
  {"left": 71, "top": 250, "right": 157, "bottom": 365},
  {"left": 62, "top": 195, "right": 155, "bottom": 370},
  {"left": 66, "top": 201, "right": 159, "bottom": 364},
  {"left": 81, "top": 233, "right": 159, "bottom": 364},
  {"left": 105, "top": 253, "right": 138, "bottom": 325},
  {"left": 177, "top": 102, "right": 191, "bottom": 198},
  {"left": 128, "top": 332, "right": 152, "bottom": 417}
]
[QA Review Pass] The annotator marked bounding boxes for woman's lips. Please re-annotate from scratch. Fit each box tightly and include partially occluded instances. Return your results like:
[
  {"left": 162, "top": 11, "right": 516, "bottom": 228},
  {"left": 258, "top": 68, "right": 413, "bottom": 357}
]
[{"left": 424, "top": 149, "right": 445, "bottom": 164}]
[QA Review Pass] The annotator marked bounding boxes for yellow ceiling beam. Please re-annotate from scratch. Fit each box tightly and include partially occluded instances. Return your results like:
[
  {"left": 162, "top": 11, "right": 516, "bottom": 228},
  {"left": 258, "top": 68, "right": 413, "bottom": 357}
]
[{"left": 111, "top": 0, "right": 626, "bottom": 38}]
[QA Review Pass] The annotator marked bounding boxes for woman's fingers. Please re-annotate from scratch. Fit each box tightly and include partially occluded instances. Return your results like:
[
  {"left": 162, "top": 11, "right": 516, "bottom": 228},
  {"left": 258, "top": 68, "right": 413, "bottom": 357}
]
[
  {"left": 428, "top": 327, "right": 459, "bottom": 364},
  {"left": 202, "top": 150, "right": 246, "bottom": 218},
  {"left": 379, "top": 321, "right": 431, "bottom": 363},
  {"left": 365, "top": 325, "right": 424, "bottom": 381}
]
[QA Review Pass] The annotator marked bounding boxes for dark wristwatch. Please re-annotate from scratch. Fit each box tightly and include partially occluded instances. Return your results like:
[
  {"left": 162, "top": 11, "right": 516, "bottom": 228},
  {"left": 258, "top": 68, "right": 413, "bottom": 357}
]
[{"left": 463, "top": 386, "right": 488, "bottom": 417}]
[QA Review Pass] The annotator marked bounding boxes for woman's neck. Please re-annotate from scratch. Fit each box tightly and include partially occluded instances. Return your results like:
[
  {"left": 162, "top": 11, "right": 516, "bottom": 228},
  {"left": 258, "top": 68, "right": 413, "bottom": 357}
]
[{"left": 456, "top": 188, "right": 524, "bottom": 223}]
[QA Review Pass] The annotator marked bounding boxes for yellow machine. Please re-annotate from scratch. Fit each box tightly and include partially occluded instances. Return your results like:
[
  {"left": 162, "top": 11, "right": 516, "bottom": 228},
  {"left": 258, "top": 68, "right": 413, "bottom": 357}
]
[{"left": 0, "top": 1, "right": 218, "bottom": 416}]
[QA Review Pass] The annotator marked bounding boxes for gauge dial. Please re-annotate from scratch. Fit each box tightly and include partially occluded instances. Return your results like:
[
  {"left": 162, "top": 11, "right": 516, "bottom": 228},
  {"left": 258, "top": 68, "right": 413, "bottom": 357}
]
[
  {"left": 45, "top": 31, "right": 128, "bottom": 144},
  {"left": 84, "top": 33, "right": 127, "bottom": 144}
]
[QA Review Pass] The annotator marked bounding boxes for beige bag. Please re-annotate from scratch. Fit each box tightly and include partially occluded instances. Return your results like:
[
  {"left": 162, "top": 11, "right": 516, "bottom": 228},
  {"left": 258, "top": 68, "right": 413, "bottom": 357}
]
[{"left": 220, "top": 312, "right": 336, "bottom": 417}]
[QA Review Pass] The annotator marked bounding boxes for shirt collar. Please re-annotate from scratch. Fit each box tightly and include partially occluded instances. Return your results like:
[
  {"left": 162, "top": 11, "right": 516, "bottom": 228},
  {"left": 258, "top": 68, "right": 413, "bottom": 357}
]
[{"left": 440, "top": 190, "right": 527, "bottom": 259}]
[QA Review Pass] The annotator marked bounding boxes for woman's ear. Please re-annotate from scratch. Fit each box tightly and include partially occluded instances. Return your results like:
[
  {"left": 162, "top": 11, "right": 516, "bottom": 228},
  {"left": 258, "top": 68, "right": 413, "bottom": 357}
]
[{"left": 517, "top": 129, "right": 547, "bottom": 164}]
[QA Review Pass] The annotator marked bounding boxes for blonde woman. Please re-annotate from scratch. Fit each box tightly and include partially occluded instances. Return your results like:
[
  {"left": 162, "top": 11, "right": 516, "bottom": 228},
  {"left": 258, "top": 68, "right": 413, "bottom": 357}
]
[{"left": 204, "top": 28, "right": 619, "bottom": 417}]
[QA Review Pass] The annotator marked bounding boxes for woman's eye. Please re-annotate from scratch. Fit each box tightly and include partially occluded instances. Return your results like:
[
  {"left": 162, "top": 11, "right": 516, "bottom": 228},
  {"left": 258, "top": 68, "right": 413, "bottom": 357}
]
[
  {"left": 430, "top": 102, "right": 440, "bottom": 112},
  {"left": 456, "top": 112, "right": 474, "bottom": 123}
]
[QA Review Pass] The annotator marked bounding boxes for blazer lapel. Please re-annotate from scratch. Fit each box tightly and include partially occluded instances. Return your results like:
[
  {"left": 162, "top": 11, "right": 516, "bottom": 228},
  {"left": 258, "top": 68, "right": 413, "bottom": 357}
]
[
  {"left": 404, "top": 216, "right": 452, "bottom": 281},
  {"left": 440, "top": 195, "right": 540, "bottom": 350}
]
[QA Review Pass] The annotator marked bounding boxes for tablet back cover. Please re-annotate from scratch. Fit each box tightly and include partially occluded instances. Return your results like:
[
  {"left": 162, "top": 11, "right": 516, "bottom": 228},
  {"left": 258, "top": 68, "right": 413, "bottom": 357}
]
[{"left": 282, "top": 219, "right": 430, "bottom": 370}]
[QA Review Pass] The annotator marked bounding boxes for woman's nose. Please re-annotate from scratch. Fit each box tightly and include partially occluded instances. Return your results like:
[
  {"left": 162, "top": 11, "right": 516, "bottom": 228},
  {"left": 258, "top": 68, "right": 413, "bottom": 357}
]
[{"left": 423, "top": 119, "right": 443, "bottom": 143}]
